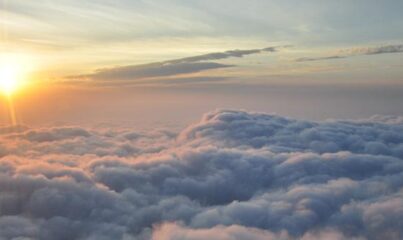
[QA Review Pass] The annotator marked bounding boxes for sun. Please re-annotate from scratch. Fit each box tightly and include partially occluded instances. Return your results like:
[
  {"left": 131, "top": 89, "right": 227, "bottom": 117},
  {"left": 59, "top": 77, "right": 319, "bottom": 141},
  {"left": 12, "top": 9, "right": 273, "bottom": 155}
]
[
  {"left": 0, "top": 58, "right": 30, "bottom": 96},
  {"left": 0, "top": 64, "right": 22, "bottom": 96}
]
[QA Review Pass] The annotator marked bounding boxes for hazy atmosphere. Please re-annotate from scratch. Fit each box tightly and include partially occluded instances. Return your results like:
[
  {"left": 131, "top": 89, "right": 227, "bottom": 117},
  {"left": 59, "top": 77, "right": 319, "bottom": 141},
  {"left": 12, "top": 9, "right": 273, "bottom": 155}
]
[{"left": 0, "top": 1, "right": 402, "bottom": 240}]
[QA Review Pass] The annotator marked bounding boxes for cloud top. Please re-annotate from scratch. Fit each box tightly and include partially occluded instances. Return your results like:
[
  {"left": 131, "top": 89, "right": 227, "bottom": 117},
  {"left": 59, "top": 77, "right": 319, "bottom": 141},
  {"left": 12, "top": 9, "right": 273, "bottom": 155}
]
[{"left": 0, "top": 110, "right": 402, "bottom": 239}]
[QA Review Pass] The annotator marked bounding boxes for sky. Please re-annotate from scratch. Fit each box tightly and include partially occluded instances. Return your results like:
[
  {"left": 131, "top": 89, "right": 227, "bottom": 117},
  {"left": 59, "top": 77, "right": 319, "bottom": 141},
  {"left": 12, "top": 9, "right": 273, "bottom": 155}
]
[
  {"left": 0, "top": 0, "right": 403, "bottom": 125},
  {"left": 1, "top": 1, "right": 403, "bottom": 240}
]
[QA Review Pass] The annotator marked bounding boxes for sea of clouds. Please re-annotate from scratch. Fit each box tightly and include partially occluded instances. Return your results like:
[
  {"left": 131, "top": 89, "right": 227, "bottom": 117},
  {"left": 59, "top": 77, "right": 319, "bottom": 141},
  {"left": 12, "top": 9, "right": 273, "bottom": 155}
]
[{"left": 0, "top": 110, "right": 402, "bottom": 240}]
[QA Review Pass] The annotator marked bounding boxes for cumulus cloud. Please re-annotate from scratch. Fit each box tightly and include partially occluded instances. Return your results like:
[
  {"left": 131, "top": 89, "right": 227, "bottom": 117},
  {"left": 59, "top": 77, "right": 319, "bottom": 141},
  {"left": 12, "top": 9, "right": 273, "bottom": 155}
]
[
  {"left": 0, "top": 110, "right": 402, "bottom": 239},
  {"left": 152, "top": 223, "right": 288, "bottom": 240},
  {"left": 69, "top": 46, "right": 284, "bottom": 83},
  {"left": 152, "top": 223, "right": 365, "bottom": 240},
  {"left": 0, "top": 124, "right": 28, "bottom": 135},
  {"left": 296, "top": 44, "right": 403, "bottom": 62}
]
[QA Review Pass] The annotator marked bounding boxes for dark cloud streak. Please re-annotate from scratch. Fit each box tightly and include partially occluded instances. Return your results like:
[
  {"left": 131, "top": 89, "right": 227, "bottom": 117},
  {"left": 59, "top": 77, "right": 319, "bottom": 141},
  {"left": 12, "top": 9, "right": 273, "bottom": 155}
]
[
  {"left": 296, "top": 44, "right": 403, "bottom": 62},
  {"left": 167, "top": 46, "right": 280, "bottom": 64},
  {"left": 68, "top": 46, "right": 284, "bottom": 83},
  {"left": 88, "top": 62, "right": 233, "bottom": 80}
]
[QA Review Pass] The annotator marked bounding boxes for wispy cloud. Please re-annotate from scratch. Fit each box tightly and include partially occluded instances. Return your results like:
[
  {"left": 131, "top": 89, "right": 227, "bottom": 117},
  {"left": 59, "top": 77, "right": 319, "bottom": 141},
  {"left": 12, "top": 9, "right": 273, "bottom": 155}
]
[
  {"left": 167, "top": 47, "right": 280, "bottom": 64},
  {"left": 296, "top": 44, "right": 403, "bottom": 62},
  {"left": 68, "top": 46, "right": 285, "bottom": 83},
  {"left": 296, "top": 55, "right": 347, "bottom": 62},
  {"left": 82, "top": 62, "right": 234, "bottom": 80},
  {"left": 351, "top": 44, "right": 403, "bottom": 55}
]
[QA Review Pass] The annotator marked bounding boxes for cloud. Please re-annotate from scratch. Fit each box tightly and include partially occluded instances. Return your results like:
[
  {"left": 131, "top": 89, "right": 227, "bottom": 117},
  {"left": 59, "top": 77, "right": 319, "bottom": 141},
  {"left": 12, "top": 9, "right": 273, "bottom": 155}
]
[
  {"left": 73, "top": 76, "right": 231, "bottom": 87},
  {"left": 0, "top": 110, "right": 403, "bottom": 239},
  {"left": 83, "top": 62, "right": 234, "bottom": 81},
  {"left": 296, "top": 55, "right": 347, "bottom": 62},
  {"left": 179, "top": 110, "right": 403, "bottom": 157},
  {"left": 351, "top": 44, "right": 403, "bottom": 55},
  {"left": 152, "top": 223, "right": 365, "bottom": 240},
  {"left": 152, "top": 223, "right": 288, "bottom": 240},
  {"left": 0, "top": 124, "right": 28, "bottom": 135},
  {"left": 296, "top": 44, "right": 403, "bottom": 62},
  {"left": 68, "top": 46, "right": 284, "bottom": 83},
  {"left": 18, "top": 127, "right": 91, "bottom": 142},
  {"left": 166, "top": 47, "right": 280, "bottom": 64}
]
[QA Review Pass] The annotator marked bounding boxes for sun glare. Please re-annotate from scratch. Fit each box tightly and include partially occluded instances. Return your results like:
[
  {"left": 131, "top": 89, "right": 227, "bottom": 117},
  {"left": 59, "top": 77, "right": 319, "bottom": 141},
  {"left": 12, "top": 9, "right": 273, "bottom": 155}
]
[
  {"left": 0, "top": 56, "right": 31, "bottom": 96},
  {"left": 0, "top": 64, "right": 22, "bottom": 96}
]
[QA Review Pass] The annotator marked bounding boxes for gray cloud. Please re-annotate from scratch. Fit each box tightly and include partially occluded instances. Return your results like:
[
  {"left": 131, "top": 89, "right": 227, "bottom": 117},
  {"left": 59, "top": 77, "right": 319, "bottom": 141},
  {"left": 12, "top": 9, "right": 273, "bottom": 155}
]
[
  {"left": 352, "top": 44, "right": 403, "bottom": 55},
  {"left": 152, "top": 222, "right": 365, "bottom": 240},
  {"left": 0, "top": 110, "right": 402, "bottom": 239},
  {"left": 86, "top": 62, "right": 233, "bottom": 81},
  {"left": 296, "top": 55, "right": 347, "bottom": 62},
  {"left": 296, "top": 44, "right": 403, "bottom": 62},
  {"left": 69, "top": 46, "right": 283, "bottom": 83},
  {"left": 20, "top": 127, "right": 91, "bottom": 142},
  {"left": 166, "top": 47, "right": 281, "bottom": 64},
  {"left": 0, "top": 125, "right": 29, "bottom": 135}
]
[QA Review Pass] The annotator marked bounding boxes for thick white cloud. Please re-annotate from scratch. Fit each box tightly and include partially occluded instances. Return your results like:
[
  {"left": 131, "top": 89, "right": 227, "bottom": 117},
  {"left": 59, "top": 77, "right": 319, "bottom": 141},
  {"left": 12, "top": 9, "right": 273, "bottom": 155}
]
[{"left": 0, "top": 110, "right": 402, "bottom": 239}]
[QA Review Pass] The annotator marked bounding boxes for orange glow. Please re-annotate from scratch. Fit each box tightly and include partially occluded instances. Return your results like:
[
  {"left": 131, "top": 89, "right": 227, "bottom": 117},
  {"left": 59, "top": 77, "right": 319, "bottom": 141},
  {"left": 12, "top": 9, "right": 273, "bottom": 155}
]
[
  {"left": 0, "top": 59, "right": 30, "bottom": 96},
  {"left": 0, "top": 55, "right": 35, "bottom": 125},
  {"left": 5, "top": 95, "right": 17, "bottom": 125}
]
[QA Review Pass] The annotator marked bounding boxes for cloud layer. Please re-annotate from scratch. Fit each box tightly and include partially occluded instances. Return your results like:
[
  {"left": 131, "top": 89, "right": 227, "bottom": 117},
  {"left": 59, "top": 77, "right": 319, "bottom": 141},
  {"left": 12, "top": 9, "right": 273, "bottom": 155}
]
[
  {"left": 0, "top": 110, "right": 402, "bottom": 239},
  {"left": 297, "top": 44, "right": 403, "bottom": 62}
]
